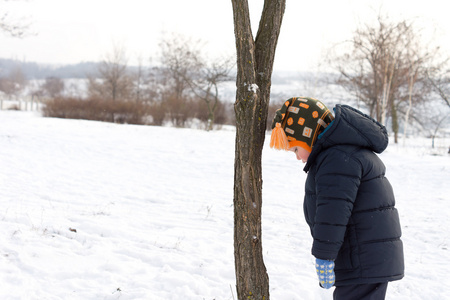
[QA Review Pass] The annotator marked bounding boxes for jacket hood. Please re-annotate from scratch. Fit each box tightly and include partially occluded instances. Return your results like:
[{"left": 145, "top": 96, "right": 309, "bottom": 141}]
[{"left": 304, "top": 104, "right": 389, "bottom": 172}]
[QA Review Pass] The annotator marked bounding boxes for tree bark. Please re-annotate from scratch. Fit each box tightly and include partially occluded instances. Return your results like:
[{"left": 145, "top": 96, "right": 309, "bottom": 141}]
[
  {"left": 391, "top": 101, "right": 399, "bottom": 143},
  {"left": 403, "top": 68, "right": 418, "bottom": 145},
  {"left": 231, "top": 1, "right": 285, "bottom": 299}
]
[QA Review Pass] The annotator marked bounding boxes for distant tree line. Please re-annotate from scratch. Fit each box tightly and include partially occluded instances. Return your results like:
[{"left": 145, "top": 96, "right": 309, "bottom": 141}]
[
  {"left": 1, "top": 10, "right": 448, "bottom": 137},
  {"left": 0, "top": 33, "right": 237, "bottom": 130},
  {"left": 0, "top": 59, "right": 99, "bottom": 79},
  {"left": 1, "top": 2, "right": 237, "bottom": 130}
]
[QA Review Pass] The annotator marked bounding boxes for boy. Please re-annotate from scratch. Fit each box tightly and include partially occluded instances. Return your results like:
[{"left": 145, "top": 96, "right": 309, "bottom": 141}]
[{"left": 270, "top": 97, "right": 404, "bottom": 300}]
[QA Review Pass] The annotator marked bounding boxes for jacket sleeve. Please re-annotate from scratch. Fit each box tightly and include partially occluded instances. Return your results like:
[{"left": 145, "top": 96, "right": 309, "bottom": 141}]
[{"left": 311, "top": 150, "right": 362, "bottom": 260}]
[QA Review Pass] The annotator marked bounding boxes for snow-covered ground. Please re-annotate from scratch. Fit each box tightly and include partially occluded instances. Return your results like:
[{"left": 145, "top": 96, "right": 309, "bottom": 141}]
[{"left": 0, "top": 110, "right": 449, "bottom": 300}]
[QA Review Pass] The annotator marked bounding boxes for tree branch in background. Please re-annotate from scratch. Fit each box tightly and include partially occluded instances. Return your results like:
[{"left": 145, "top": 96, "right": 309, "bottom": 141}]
[
  {"left": 0, "top": 0, "right": 31, "bottom": 38},
  {"left": 427, "top": 65, "right": 450, "bottom": 107}
]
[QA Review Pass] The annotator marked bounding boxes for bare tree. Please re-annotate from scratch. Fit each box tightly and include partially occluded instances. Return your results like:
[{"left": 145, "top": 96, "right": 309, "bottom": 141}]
[
  {"left": 429, "top": 113, "right": 449, "bottom": 149},
  {"left": 158, "top": 32, "right": 235, "bottom": 129},
  {"left": 158, "top": 33, "right": 204, "bottom": 126},
  {"left": 332, "top": 13, "right": 438, "bottom": 142},
  {"left": 334, "top": 15, "right": 411, "bottom": 120},
  {"left": 186, "top": 56, "right": 235, "bottom": 130},
  {"left": 201, "top": 58, "right": 234, "bottom": 130},
  {"left": 132, "top": 55, "right": 146, "bottom": 103},
  {"left": 159, "top": 33, "right": 203, "bottom": 98},
  {"left": 41, "top": 76, "right": 65, "bottom": 98},
  {"left": 0, "top": 65, "right": 26, "bottom": 109},
  {"left": 231, "top": 1, "right": 285, "bottom": 299},
  {"left": 88, "top": 44, "right": 132, "bottom": 101},
  {"left": 427, "top": 62, "right": 450, "bottom": 107}
]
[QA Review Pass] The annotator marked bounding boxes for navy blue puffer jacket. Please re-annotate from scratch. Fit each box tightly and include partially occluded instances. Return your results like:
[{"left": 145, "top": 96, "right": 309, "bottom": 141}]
[{"left": 303, "top": 105, "right": 404, "bottom": 286}]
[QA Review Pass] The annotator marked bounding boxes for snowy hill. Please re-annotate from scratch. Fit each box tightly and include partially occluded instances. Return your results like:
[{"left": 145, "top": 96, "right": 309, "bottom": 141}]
[{"left": 0, "top": 110, "right": 449, "bottom": 299}]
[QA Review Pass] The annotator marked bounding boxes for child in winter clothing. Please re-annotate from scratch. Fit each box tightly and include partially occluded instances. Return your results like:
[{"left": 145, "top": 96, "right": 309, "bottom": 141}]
[{"left": 270, "top": 97, "right": 404, "bottom": 300}]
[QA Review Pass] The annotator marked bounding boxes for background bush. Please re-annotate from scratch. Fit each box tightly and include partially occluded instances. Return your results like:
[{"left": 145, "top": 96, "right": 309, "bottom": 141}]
[
  {"left": 42, "top": 97, "right": 149, "bottom": 125},
  {"left": 42, "top": 96, "right": 235, "bottom": 128}
]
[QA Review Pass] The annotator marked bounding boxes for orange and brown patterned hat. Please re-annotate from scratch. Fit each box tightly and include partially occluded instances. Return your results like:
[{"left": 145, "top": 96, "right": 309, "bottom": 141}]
[{"left": 270, "top": 97, "right": 334, "bottom": 152}]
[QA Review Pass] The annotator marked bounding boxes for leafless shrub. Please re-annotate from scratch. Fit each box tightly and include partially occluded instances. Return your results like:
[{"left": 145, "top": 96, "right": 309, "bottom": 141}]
[
  {"left": 147, "top": 101, "right": 165, "bottom": 126},
  {"left": 42, "top": 97, "right": 149, "bottom": 125}
]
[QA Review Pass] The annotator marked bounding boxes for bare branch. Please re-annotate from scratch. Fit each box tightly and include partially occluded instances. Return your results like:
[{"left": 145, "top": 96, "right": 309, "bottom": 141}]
[{"left": 0, "top": 0, "right": 31, "bottom": 38}]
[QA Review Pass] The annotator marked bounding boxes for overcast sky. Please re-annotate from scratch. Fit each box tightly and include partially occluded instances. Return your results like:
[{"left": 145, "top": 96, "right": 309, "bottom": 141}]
[{"left": 1, "top": 0, "right": 449, "bottom": 72}]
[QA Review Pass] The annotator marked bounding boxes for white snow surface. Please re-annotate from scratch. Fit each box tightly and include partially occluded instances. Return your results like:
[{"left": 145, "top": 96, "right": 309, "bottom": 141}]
[{"left": 1, "top": 110, "right": 449, "bottom": 300}]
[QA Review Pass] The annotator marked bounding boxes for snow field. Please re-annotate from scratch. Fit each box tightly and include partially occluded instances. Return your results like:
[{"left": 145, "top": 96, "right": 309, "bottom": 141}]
[{"left": 0, "top": 110, "right": 449, "bottom": 299}]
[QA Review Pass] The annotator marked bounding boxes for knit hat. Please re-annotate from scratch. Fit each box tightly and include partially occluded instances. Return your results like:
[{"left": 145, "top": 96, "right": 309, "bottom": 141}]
[{"left": 270, "top": 97, "right": 334, "bottom": 152}]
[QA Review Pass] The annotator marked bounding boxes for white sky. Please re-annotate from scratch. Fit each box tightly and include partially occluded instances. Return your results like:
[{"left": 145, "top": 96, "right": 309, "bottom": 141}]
[{"left": 1, "top": 0, "right": 449, "bottom": 72}]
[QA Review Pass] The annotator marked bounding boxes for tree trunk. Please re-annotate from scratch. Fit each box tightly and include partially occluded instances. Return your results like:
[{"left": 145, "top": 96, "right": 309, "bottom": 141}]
[
  {"left": 403, "top": 68, "right": 418, "bottom": 146},
  {"left": 231, "top": 1, "right": 285, "bottom": 299},
  {"left": 381, "top": 53, "right": 397, "bottom": 126},
  {"left": 391, "top": 101, "right": 399, "bottom": 143}
]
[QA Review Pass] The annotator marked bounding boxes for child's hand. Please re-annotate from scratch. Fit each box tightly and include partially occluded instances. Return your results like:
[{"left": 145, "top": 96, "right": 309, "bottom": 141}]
[{"left": 315, "top": 258, "right": 335, "bottom": 289}]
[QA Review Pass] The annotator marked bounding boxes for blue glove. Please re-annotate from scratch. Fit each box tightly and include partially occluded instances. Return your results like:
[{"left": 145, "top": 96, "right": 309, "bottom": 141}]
[{"left": 315, "top": 258, "right": 335, "bottom": 289}]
